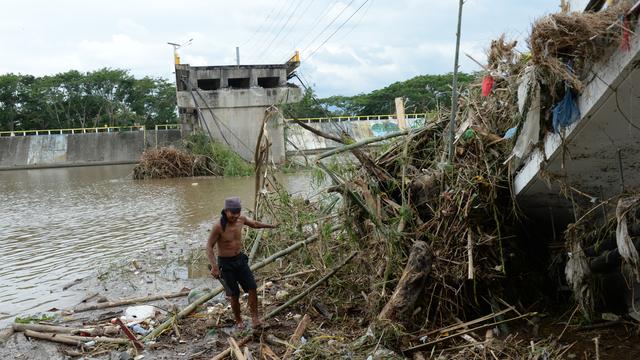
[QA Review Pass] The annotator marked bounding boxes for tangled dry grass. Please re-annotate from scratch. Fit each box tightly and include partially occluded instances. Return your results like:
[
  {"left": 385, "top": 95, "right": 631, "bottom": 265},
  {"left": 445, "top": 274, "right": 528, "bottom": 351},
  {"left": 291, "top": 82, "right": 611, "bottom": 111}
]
[
  {"left": 529, "top": 2, "right": 631, "bottom": 93},
  {"left": 248, "top": 6, "right": 638, "bottom": 354},
  {"left": 133, "top": 147, "right": 219, "bottom": 179}
]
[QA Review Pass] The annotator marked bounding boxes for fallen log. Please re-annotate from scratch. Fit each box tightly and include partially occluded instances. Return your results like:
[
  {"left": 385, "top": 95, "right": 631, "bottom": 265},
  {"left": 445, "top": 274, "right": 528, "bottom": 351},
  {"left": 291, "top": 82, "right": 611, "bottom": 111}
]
[
  {"left": 73, "top": 289, "right": 190, "bottom": 312},
  {"left": 263, "top": 252, "right": 357, "bottom": 320},
  {"left": 145, "top": 226, "right": 343, "bottom": 341},
  {"left": 293, "top": 118, "right": 393, "bottom": 182},
  {"left": 23, "top": 329, "right": 129, "bottom": 347},
  {"left": 210, "top": 336, "right": 251, "bottom": 360},
  {"left": 283, "top": 314, "right": 311, "bottom": 359},
  {"left": 378, "top": 241, "right": 432, "bottom": 326},
  {"left": 49, "top": 333, "right": 130, "bottom": 345},
  {"left": 12, "top": 323, "right": 119, "bottom": 336},
  {"left": 315, "top": 130, "right": 411, "bottom": 161},
  {"left": 23, "top": 330, "right": 85, "bottom": 348}
]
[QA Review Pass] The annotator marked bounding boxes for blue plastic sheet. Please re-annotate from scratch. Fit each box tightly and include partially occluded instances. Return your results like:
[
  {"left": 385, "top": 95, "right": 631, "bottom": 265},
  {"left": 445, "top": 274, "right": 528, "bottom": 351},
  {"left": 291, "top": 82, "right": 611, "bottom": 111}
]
[{"left": 552, "top": 89, "right": 580, "bottom": 133}]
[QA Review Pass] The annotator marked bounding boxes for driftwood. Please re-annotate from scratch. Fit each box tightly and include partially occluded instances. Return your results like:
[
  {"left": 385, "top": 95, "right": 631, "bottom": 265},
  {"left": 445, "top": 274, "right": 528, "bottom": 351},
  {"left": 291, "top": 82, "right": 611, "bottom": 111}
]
[
  {"left": 283, "top": 314, "right": 311, "bottom": 359},
  {"left": 23, "top": 329, "right": 129, "bottom": 346},
  {"left": 420, "top": 307, "right": 515, "bottom": 338},
  {"left": 73, "top": 289, "right": 190, "bottom": 312},
  {"left": 210, "top": 336, "right": 251, "bottom": 360},
  {"left": 23, "top": 330, "right": 85, "bottom": 347},
  {"left": 49, "top": 332, "right": 129, "bottom": 345},
  {"left": 264, "top": 252, "right": 357, "bottom": 320},
  {"left": 146, "top": 226, "right": 343, "bottom": 341},
  {"left": 265, "top": 334, "right": 290, "bottom": 347},
  {"left": 12, "top": 323, "right": 119, "bottom": 336},
  {"left": 316, "top": 129, "right": 411, "bottom": 161},
  {"left": 212, "top": 253, "right": 353, "bottom": 360},
  {"left": 261, "top": 343, "right": 281, "bottom": 360},
  {"left": 378, "top": 241, "right": 432, "bottom": 325},
  {"left": 403, "top": 312, "right": 537, "bottom": 353},
  {"left": 293, "top": 119, "right": 393, "bottom": 183},
  {"left": 228, "top": 337, "right": 245, "bottom": 360}
]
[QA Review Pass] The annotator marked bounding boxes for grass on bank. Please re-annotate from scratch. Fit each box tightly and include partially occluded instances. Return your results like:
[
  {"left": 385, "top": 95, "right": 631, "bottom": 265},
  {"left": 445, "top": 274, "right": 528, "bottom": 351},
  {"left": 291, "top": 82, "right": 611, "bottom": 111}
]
[{"left": 184, "top": 133, "right": 253, "bottom": 177}]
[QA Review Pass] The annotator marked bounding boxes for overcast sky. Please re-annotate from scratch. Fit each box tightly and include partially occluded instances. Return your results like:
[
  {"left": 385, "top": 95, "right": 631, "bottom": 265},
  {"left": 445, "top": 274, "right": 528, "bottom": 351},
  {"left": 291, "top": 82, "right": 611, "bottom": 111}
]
[{"left": 0, "top": 0, "right": 590, "bottom": 97}]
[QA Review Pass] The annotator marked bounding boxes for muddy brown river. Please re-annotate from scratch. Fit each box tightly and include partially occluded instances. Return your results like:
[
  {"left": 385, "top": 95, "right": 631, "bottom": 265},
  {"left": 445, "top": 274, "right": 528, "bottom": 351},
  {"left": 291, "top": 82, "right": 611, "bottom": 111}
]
[{"left": 0, "top": 165, "right": 311, "bottom": 325}]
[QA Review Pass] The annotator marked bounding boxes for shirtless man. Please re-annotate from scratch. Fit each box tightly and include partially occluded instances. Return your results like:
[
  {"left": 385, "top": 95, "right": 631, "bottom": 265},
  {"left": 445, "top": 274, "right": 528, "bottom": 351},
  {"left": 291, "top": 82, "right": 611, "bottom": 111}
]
[{"left": 206, "top": 197, "right": 277, "bottom": 329}]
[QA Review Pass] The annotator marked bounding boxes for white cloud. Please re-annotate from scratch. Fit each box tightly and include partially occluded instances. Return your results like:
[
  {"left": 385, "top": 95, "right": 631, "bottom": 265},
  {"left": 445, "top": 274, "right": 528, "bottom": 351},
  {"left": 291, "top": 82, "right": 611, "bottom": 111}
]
[{"left": 0, "top": 0, "right": 578, "bottom": 96}]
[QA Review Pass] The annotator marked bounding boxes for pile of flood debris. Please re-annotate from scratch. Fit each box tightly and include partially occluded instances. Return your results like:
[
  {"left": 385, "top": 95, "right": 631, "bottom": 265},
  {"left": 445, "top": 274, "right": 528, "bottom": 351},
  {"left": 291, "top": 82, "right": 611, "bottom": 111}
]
[
  {"left": 2, "top": 3, "right": 639, "bottom": 359},
  {"left": 133, "top": 147, "right": 219, "bottom": 179}
]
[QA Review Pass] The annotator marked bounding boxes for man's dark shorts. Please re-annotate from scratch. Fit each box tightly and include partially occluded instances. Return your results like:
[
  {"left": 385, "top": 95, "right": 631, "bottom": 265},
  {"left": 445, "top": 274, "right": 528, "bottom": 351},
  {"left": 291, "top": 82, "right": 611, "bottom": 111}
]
[{"left": 217, "top": 253, "right": 257, "bottom": 297}]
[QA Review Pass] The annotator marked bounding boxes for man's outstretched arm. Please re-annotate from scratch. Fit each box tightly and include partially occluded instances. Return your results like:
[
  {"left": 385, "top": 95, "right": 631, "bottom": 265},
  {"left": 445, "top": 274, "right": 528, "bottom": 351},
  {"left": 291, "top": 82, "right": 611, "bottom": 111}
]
[{"left": 243, "top": 216, "right": 278, "bottom": 229}]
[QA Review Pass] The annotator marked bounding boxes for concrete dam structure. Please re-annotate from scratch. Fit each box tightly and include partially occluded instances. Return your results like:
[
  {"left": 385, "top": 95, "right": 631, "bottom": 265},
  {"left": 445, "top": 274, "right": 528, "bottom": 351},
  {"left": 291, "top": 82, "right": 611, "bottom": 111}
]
[
  {"left": 0, "top": 129, "right": 180, "bottom": 170},
  {"left": 175, "top": 62, "right": 302, "bottom": 164}
]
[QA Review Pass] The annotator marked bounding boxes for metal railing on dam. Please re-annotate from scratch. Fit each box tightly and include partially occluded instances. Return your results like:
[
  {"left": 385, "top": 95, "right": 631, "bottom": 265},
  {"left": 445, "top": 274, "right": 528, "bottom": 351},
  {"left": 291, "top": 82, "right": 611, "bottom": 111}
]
[
  {"left": 285, "top": 113, "right": 430, "bottom": 155},
  {"left": 0, "top": 124, "right": 180, "bottom": 137}
]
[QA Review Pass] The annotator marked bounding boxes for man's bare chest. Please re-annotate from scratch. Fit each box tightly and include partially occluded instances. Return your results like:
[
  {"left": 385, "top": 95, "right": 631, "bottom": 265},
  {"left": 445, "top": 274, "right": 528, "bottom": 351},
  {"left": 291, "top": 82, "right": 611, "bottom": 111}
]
[{"left": 219, "top": 224, "right": 243, "bottom": 244}]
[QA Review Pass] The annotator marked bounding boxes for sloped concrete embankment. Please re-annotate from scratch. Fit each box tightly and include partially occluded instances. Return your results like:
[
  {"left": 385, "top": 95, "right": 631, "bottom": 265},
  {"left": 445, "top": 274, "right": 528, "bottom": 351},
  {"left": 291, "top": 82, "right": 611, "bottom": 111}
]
[{"left": 0, "top": 130, "right": 181, "bottom": 170}]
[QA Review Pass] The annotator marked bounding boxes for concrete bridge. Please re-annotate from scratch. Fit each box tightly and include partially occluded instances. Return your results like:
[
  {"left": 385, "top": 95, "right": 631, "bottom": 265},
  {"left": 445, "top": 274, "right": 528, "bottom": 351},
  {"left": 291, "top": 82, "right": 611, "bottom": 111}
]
[{"left": 512, "top": 13, "right": 640, "bottom": 226}]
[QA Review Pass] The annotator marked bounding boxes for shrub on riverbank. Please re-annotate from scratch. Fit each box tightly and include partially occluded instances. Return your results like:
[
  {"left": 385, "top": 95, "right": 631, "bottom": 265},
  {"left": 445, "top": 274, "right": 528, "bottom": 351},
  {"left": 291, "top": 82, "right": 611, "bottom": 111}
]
[
  {"left": 184, "top": 134, "right": 253, "bottom": 177},
  {"left": 132, "top": 134, "right": 253, "bottom": 179}
]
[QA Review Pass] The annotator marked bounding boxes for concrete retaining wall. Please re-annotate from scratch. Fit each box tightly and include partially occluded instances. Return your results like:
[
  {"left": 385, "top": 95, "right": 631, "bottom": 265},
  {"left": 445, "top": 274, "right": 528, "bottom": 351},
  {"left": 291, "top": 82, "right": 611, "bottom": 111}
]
[
  {"left": 286, "top": 117, "right": 426, "bottom": 155},
  {"left": 0, "top": 130, "right": 181, "bottom": 170}
]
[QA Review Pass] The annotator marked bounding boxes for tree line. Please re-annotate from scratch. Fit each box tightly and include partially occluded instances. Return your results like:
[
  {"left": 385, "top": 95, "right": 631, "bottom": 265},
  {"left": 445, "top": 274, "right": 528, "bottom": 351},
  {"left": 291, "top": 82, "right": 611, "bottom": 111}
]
[
  {"left": 0, "top": 68, "right": 177, "bottom": 131},
  {"left": 283, "top": 72, "right": 475, "bottom": 119},
  {"left": 0, "top": 69, "right": 475, "bottom": 131}
]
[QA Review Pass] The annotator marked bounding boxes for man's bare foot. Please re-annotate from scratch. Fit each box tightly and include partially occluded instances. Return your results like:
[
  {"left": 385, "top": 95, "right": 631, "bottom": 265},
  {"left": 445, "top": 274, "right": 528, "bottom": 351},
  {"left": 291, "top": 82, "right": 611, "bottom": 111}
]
[{"left": 251, "top": 318, "right": 263, "bottom": 329}]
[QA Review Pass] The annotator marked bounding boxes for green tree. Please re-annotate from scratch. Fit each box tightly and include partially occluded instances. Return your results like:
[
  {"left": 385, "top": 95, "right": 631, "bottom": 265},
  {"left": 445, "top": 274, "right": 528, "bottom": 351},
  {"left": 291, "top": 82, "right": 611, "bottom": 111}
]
[
  {"left": 280, "top": 87, "right": 328, "bottom": 119},
  {"left": 321, "top": 73, "right": 476, "bottom": 116},
  {"left": 0, "top": 69, "right": 178, "bottom": 131}
]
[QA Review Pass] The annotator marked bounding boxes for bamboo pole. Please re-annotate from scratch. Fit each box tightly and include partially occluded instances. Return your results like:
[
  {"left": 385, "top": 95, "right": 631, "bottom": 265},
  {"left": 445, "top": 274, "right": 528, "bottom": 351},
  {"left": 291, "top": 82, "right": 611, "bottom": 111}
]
[
  {"left": 12, "top": 323, "right": 119, "bottom": 336},
  {"left": 23, "top": 330, "right": 84, "bottom": 347},
  {"left": 315, "top": 130, "right": 410, "bottom": 161},
  {"left": 447, "top": 0, "right": 464, "bottom": 163},
  {"left": 263, "top": 252, "right": 356, "bottom": 320},
  {"left": 145, "top": 226, "right": 343, "bottom": 341},
  {"left": 248, "top": 229, "right": 263, "bottom": 264},
  {"left": 52, "top": 333, "right": 130, "bottom": 345},
  {"left": 210, "top": 336, "right": 251, "bottom": 360},
  {"left": 228, "top": 337, "right": 246, "bottom": 360},
  {"left": 73, "top": 289, "right": 190, "bottom": 312},
  {"left": 403, "top": 312, "right": 536, "bottom": 353}
]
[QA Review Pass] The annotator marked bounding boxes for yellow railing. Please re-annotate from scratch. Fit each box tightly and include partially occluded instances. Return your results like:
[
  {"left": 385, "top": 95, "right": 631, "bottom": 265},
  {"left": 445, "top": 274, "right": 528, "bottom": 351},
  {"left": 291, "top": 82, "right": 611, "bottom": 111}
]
[
  {"left": 0, "top": 125, "right": 146, "bottom": 137},
  {"left": 154, "top": 124, "right": 181, "bottom": 130},
  {"left": 285, "top": 113, "right": 428, "bottom": 123},
  {"left": 0, "top": 124, "right": 182, "bottom": 137}
]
